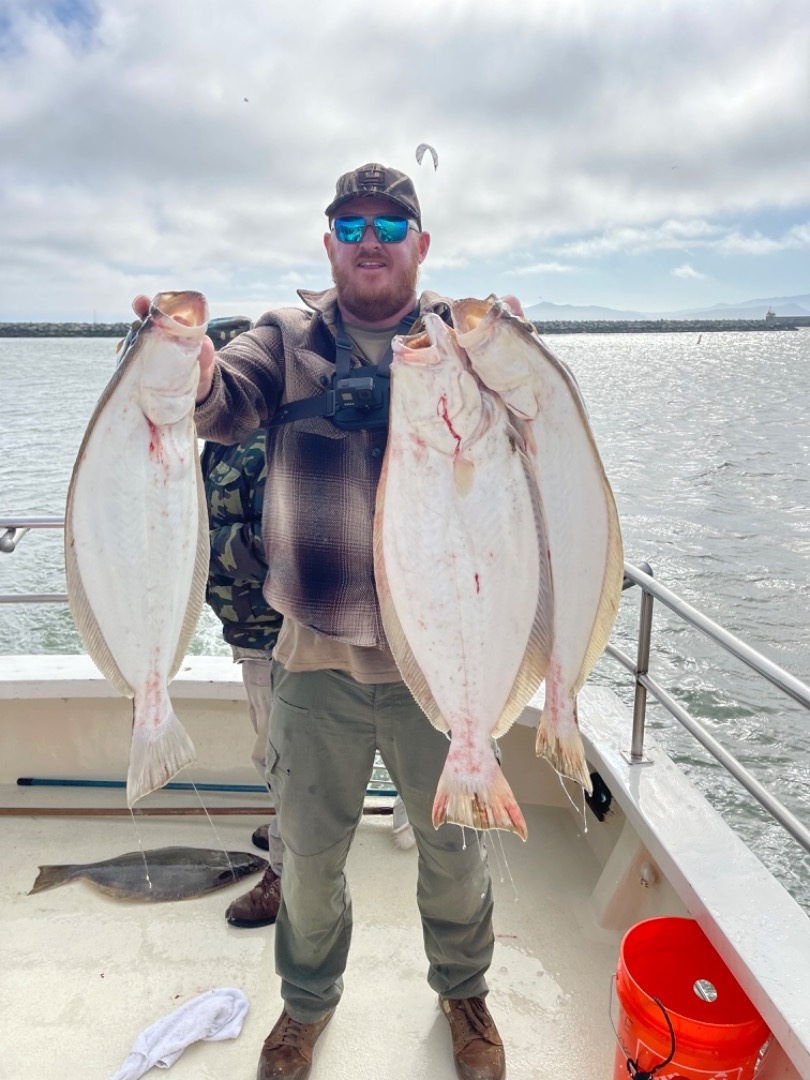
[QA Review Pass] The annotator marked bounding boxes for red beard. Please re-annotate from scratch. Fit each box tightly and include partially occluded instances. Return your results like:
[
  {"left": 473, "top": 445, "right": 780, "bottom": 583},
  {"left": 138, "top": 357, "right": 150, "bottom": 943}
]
[{"left": 331, "top": 246, "right": 421, "bottom": 323}]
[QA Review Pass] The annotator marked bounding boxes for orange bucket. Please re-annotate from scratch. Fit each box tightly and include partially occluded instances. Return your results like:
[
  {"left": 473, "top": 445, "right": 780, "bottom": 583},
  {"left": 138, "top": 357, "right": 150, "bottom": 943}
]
[{"left": 613, "top": 917, "right": 770, "bottom": 1079}]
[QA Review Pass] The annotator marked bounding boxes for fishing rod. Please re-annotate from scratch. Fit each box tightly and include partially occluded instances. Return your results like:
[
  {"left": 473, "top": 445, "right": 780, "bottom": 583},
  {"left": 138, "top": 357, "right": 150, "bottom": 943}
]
[{"left": 17, "top": 776, "right": 398, "bottom": 797}]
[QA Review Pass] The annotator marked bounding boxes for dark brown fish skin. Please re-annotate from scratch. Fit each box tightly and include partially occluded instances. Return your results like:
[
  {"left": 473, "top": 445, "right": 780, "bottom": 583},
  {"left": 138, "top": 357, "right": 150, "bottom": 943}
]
[{"left": 28, "top": 846, "right": 267, "bottom": 903}]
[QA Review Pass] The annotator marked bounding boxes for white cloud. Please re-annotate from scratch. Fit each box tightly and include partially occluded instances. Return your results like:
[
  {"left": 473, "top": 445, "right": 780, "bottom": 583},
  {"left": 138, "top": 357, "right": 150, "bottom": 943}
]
[
  {"left": 718, "top": 225, "right": 810, "bottom": 255},
  {"left": 552, "top": 220, "right": 724, "bottom": 259},
  {"left": 545, "top": 218, "right": 810, "bottom": 266},
  {"left": 672, "top": 263, "right": 708, "bottom": 280},
  {"left": 0, "top": 0, "right": 808, "bottom": 318},
  {"left": 504, "top": 262, "right": 574, "bottom": 276}
]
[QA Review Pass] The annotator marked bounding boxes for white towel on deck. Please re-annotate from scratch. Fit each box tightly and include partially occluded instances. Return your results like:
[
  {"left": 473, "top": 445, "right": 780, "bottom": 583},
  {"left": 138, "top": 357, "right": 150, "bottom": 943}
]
[{"left": 110, "top": 987, "right": 249, "bottom": 1079}]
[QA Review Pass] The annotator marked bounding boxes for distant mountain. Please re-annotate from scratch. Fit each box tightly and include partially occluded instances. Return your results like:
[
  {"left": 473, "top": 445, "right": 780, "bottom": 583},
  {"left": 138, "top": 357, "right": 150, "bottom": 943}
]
[
  {"left": 523, "top": 301, "right": 648, "bottom": 321},
  {"left": 676, "top": 294, "right": 810, "bottom": 320},
  {"left": 524, "top": 293, "right": 810, "bottom": 322}
]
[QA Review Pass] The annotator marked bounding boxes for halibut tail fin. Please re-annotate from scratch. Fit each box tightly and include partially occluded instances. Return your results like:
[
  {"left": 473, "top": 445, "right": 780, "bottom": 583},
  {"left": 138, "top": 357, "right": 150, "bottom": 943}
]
[
  {"left": 535, "top": 696, "right": 592, "bottom": 794},
  {"left": 432, "top": 764, "right": 528, "bottom": 841},
  {"left": 28, "top": 865, "right": 77, "bottom": 894},
  {"left": 127, "top": 702, "right": 196, "bottom": 806}
]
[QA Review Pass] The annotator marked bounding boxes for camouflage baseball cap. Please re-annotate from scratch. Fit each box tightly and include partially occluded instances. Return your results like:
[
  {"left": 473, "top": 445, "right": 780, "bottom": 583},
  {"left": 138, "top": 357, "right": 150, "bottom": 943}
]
[{"left": 325, "top": 163, "right": 421, "bottom": 229}]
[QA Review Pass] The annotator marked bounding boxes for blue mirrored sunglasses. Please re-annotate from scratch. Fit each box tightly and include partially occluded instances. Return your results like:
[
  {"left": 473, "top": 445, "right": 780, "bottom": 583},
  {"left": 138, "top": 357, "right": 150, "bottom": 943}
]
[{"left": 332, "top": 215, "right": 418, "bottom": 244}]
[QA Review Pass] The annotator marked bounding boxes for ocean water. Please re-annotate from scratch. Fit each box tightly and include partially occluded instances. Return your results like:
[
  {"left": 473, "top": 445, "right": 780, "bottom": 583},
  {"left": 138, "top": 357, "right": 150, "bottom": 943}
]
[{"left": 1, "top": 330, "right": 809, "bottom": 910}]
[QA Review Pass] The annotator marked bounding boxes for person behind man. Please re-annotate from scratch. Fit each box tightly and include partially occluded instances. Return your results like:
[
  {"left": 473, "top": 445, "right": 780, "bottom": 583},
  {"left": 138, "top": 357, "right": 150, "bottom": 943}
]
[
  {"left": 201, "top": 426, "right": 285, "bottom": 927},
  {"left": 134, "top": 162, "right": 505, "bottom": 1080}
]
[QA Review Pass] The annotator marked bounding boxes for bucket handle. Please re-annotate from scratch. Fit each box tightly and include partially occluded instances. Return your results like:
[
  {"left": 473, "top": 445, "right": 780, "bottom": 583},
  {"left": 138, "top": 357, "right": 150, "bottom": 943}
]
[{"left": 609, "top": 975, "right": 677, "bottom": 1080}]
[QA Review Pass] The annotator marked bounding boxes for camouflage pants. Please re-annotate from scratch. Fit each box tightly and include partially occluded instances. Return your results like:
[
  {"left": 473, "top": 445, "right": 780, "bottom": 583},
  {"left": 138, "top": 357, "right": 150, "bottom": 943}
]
[{"left": 266, "top": 661, "right": 495, "bottom": 1023}]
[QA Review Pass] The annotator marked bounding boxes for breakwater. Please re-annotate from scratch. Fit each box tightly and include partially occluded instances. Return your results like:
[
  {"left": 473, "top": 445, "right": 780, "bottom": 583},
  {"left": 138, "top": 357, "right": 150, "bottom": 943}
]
[
  {"left": 0, "top": 322, "right": 132, "bottom": 338},
  {"left": 533, "top": 317, "right": 802, "bottom": 334},
  {"left": 0, "top": 316, "right": 804, "bottom": 338}
]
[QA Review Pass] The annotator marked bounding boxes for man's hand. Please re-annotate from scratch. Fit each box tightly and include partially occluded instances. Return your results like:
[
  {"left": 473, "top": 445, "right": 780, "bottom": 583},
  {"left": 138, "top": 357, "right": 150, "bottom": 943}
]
[{"left": 132, "top": 294, "right": 216, "bottom": 404}]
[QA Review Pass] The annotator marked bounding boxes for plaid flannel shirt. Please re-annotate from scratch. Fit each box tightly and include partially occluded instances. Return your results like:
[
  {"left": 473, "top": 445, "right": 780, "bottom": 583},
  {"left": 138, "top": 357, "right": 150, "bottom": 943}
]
[{"left": 195, "top": 287, "right": 451, "bottom": 647}]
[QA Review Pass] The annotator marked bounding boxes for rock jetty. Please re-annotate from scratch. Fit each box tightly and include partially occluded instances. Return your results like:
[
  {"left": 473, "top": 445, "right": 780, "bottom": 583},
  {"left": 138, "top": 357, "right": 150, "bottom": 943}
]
[
  {"left": 533, "top": 316, "right": 800, "bottom": 335},
  {"left": 0, "top": 322, "right": 132, "bottom": 338},
  {"left": 0, "top": 315, "right": 804, "bottom": 338}
]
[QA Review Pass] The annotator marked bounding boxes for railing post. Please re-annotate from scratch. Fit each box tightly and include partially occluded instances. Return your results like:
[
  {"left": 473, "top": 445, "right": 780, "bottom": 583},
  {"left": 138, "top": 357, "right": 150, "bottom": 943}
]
[
  {"left": 629, "top": 562, "right": 654, "bottom": 762},
  {"left": 0, "top": 526, "right": 30, "bottom": 553}
]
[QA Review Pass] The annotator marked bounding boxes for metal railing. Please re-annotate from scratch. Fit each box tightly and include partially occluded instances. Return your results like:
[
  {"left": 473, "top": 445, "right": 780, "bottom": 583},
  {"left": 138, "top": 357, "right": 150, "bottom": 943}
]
[
  {"left": 3, "top": 516, "right": 810, "bottom": 853},
  {"left": 0, "top": 516, "right": 67, "bottom": 603},
  {"left": 608, "top": 562, "right": 810, "bottom": 855}
]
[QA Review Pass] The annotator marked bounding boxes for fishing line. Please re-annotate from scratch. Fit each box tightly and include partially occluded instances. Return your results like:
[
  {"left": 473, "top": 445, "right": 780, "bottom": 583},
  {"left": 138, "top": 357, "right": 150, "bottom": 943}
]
[
  {"left": 556, "top": 770, "right": 589, "bottom": 834},
  {"left": 128, "top": 805, "right": 154, "bottom": 892},
  {"left": 191, "top": 781, "right": 236, "bottom": 879},
  {"left": 482, "top": 825, "right": 502, "bottom": 881},
  {"left": 466, "top": 825, "right": 519, "bottom": 902},
  {"left": 491, "top": 827, "right": 519, "bottom": 901},
  {"left": 494, "top": 825, "right": 520, "bottom": 902}
]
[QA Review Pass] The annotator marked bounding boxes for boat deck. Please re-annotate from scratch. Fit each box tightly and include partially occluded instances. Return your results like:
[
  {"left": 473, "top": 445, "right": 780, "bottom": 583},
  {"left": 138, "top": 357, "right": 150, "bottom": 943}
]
[
  {"left": 3, "top": 787, "right": 618, "bottom": 1080},
  {"left": 4, "top": 654, "right": 810, "bottom": 1078}
]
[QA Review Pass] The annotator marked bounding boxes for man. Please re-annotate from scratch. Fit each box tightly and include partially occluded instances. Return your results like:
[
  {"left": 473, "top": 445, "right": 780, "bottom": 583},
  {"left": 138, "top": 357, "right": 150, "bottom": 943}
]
[
  {"left": 134, "top": 162, "right": 504, "bottom": 1080},
  {"left": 201, "top": 427, "right": 285, "bottom": 927}
]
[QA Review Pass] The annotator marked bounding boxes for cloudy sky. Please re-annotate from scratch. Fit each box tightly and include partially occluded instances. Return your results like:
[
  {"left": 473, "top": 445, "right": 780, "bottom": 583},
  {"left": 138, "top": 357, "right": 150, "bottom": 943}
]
[{"left": 1, "top": 0, "right": 807, "bottom": 322}]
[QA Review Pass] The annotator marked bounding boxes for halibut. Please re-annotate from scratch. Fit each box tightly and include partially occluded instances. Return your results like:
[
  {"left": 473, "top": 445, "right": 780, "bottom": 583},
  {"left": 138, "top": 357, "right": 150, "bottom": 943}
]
[
  {"left": 374, "top": 314, "right": 553, "bottom": 839},
  {"left": 453, "top": 296, "right": 624, "bottom": 792},
  {"left": 64, "top": 292, "right": 209, "bottom": 806},
  {"left": 29, "top": 846, "right": 267, "bottom": 902}
]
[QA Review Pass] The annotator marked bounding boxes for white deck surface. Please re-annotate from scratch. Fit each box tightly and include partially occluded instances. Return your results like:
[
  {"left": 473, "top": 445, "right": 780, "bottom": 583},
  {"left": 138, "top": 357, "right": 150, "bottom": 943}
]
[{"left": 2, "top": 788, "right": 618, "bottom": 1080}]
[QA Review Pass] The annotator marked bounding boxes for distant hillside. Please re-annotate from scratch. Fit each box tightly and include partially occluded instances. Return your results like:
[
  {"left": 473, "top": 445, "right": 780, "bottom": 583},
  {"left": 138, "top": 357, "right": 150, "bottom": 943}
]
[
  {"left": 681, "top": 294, "right": 810, "bottom": 320},
  {"left": 524, "top": 293, "right": 810, "bottom": 322},
  {"left": 524, "top": 301, "right": 647, "bottom": 321}
]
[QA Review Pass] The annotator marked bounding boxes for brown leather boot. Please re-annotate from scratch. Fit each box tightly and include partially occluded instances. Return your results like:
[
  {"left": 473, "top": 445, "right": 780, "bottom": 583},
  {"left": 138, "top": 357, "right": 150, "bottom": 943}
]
[
  {"left": 225, "top": 866, "right": 281, "bottom": 927},
  {"left": 256, "top": 1008, "right": 335, "bottom": 1080},
  {"left": 439, "top": 996, "right": 506, "bottom": 1080},
  {"left": 252, "top": 824, "right": 270, "bottom": 851}
]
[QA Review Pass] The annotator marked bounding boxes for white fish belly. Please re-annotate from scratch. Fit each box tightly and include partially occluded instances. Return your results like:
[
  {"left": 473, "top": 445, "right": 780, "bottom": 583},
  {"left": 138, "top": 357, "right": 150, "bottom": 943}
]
[
  {"left": 381, "top": 423, "right": 541, "bottom": 733},
  {"left": 530, "top": 377, "right": 613, "bottom": 689},
  {"left": 456, "top": 308, "right": 620, "bottom": 694},
  {"left": 69, "top": 364, "right": 199, "bottom": 694}
]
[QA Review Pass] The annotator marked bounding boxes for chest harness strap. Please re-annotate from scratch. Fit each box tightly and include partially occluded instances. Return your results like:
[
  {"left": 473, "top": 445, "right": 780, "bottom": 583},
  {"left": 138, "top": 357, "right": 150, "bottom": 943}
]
[{"left": 268, "top": 307, "right": 420, "bottom": 432}]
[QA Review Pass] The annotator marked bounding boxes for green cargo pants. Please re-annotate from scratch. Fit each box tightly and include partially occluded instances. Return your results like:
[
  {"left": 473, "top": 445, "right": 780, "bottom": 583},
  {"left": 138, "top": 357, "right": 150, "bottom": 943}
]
[{"left": 266, "top": 661, "right": 495, "bottom": 1023}]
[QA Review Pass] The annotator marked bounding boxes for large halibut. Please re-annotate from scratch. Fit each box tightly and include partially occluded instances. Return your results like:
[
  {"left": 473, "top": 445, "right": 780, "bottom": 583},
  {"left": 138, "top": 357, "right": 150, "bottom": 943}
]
[
  {"left": 64, "top": 292, "right": 210, "bottom": 806},
  {"left": 453, "top": 296, "right": 624, "bottom": 792},
  {"left": 374, "top": 314, "right": 553, "bottom": 839}
]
